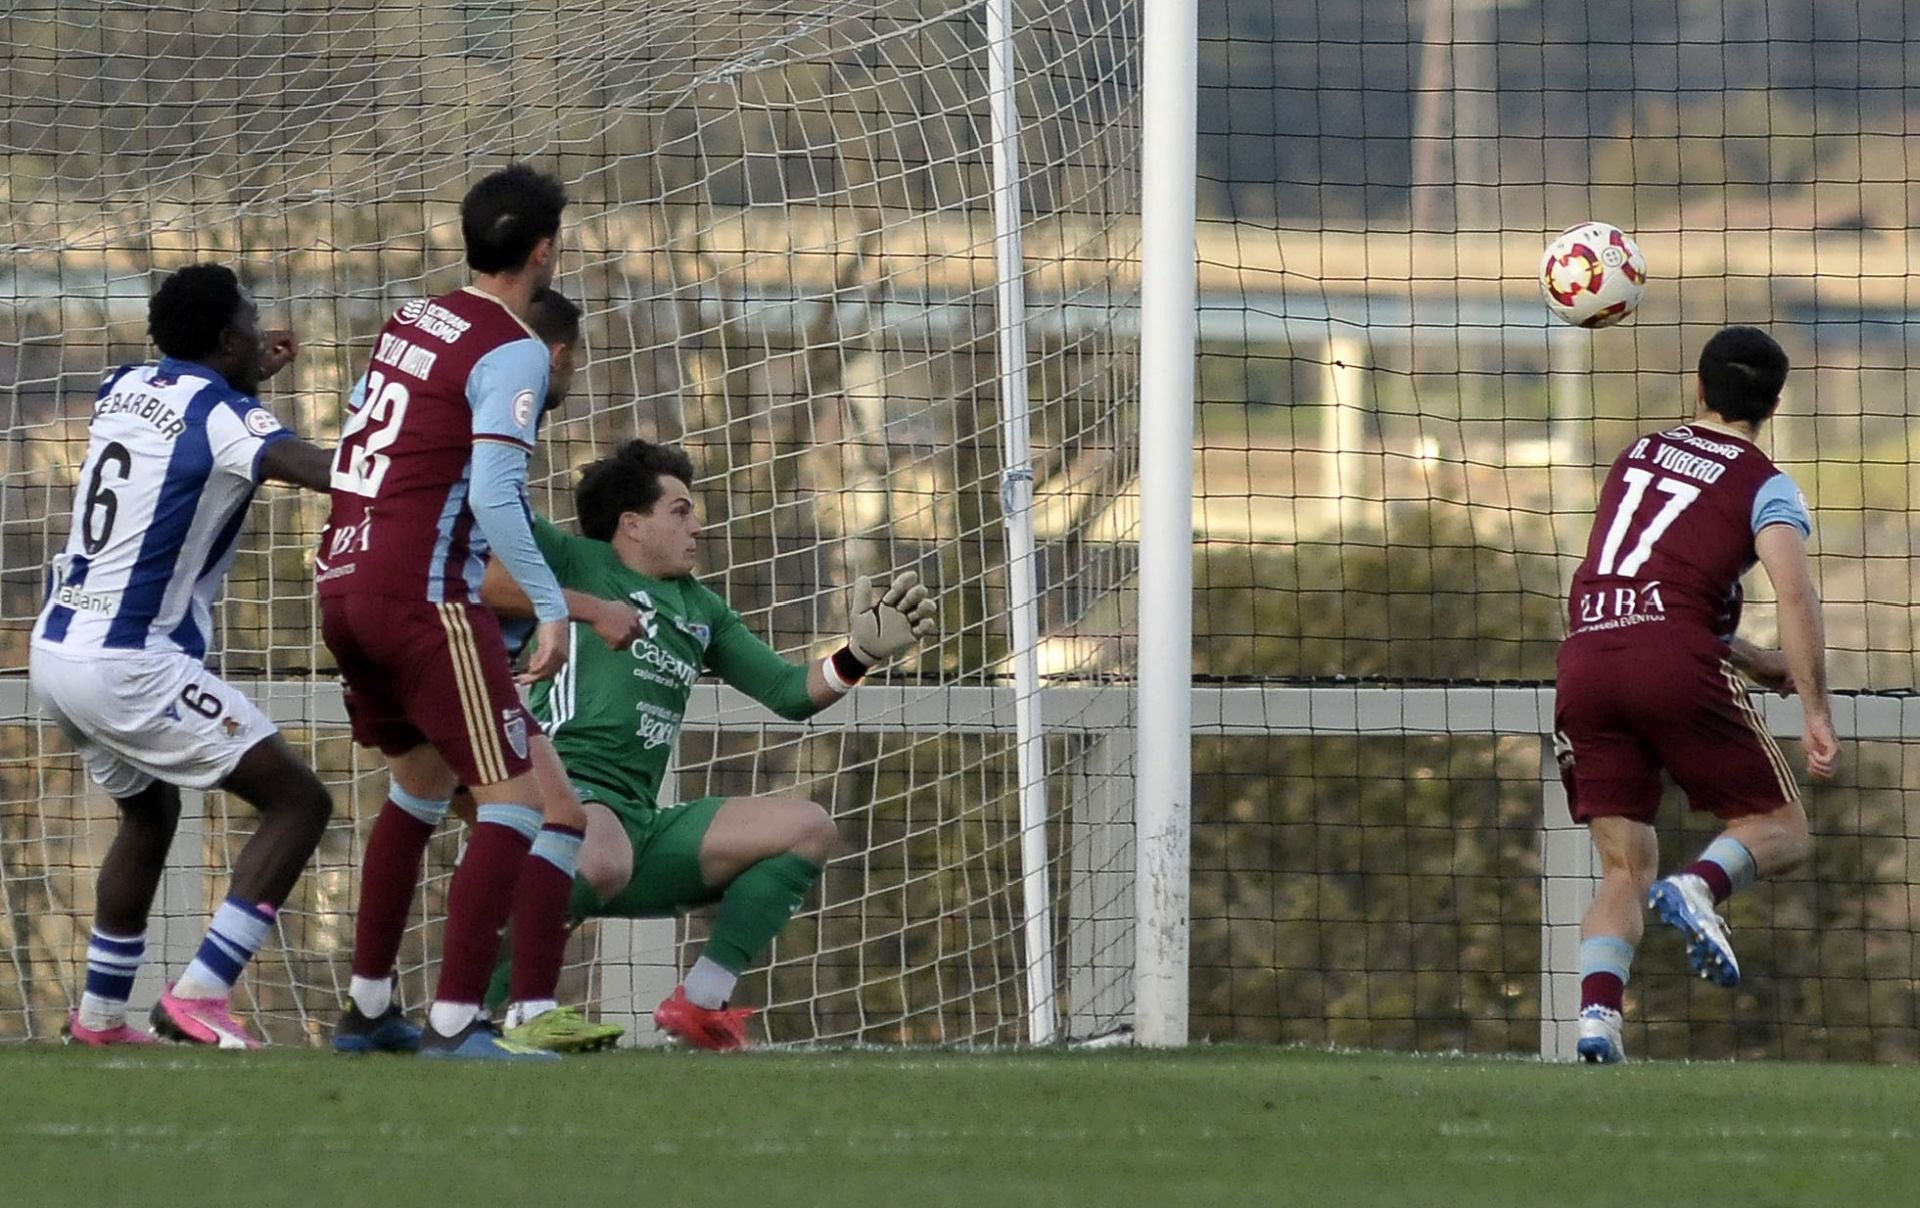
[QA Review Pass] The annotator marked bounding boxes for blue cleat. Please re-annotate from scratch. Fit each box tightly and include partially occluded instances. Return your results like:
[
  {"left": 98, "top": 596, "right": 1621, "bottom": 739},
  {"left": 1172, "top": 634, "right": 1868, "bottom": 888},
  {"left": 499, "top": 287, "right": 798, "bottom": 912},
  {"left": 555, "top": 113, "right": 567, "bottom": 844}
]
[
  {"left": 332, "top": 1002, "right": 422, "bottom": 1054},
  {"left": 1575, "top": 1005, "right": 1625, "bottom": 1064},
  {"left": 417, "top": 1018, "right": 559, "bottom": 1062},
  {"left": 1650, "top": 874, "right": 1741, "bottom": 987}
]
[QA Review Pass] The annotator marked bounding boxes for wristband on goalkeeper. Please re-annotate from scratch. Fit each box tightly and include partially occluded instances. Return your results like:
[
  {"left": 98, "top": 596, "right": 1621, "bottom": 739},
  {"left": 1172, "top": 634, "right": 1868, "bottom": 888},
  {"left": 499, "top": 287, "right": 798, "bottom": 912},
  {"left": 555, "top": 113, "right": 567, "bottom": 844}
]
[{"left": 822, "top": 646, "right": 872, "bottom": 694}]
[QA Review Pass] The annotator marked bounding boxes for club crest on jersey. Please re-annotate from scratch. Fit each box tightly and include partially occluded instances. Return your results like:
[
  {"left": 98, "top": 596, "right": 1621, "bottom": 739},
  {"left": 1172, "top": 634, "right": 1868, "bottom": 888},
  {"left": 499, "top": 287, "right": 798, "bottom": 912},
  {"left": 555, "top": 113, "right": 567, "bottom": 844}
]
[
  {"left": 512, "top": 390, "right": 536, "bottom": 429},
  {"left": 222, "top": 717, "right": 242, "bottom": 737},
  {"left": 672, "top": 616, "right": 711, "bottom": 650},
  {"left": 244, "top": 407, "right": 282, "bottom": 437},
  {"left": 628, "top": 590, "right": 659, "bottom": 640},
  {"left": 503, "top": 709, "right": 529, "bottom": 761}
]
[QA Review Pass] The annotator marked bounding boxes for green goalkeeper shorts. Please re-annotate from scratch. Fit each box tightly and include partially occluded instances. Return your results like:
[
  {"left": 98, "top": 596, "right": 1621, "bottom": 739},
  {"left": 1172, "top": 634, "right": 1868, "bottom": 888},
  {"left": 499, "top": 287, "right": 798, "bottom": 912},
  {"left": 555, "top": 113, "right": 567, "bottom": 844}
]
[{"left": 575, "top": 781, "right": 727, "bottom": 919}]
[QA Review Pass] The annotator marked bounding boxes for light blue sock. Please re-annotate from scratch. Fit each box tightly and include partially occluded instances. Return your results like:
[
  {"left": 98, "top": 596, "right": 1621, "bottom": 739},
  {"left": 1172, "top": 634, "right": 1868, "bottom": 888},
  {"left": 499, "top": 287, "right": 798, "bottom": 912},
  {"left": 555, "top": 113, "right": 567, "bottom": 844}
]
[
  {"left": 1579, "top": 935, "right": 1635, "bottom": 1013},
  {"left": 1578, "top": 936, "right": 1635, "bottom": 985},
  {"left": 1699, "top": 836, "right": 1758, "bottom": 895},
  {"left": 529, "top": 825, "right": 584, "bottom": 877},
  {"left": 389, "top": 781, "right": 451, "bottom": 826}
]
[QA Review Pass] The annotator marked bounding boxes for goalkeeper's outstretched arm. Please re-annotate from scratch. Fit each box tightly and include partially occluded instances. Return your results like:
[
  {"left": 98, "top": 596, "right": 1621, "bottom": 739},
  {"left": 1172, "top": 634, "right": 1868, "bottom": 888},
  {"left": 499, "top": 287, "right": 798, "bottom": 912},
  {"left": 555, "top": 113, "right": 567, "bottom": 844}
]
[{"left": 706, "top": 571, "right": 939, "bottom": 718}]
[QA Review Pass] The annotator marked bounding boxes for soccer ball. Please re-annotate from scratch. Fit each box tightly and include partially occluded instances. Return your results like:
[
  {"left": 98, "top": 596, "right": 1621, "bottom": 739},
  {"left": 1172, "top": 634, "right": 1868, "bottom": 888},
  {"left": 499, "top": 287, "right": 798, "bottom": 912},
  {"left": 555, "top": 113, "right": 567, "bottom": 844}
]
[{"left": 1538, "top": 222, "right": 1647, "bottom": 329}]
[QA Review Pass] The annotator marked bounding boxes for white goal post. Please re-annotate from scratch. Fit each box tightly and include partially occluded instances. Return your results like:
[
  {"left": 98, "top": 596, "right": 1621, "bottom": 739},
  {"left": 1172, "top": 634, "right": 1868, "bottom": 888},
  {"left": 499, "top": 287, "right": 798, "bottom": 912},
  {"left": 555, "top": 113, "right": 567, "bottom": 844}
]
[{"left": 1133, "top": 0, "right": 1199, "bottom": 1051}]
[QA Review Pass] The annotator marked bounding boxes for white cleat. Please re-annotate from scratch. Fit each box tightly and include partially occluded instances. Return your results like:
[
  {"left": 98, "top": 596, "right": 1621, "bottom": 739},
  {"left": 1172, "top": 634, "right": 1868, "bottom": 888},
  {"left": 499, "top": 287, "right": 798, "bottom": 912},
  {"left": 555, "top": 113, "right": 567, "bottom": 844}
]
[
  {"left": 1649, "top": 874, "right": 1741, "bottom": 988},
  {"left": 1575, "top": 1005, "right": 1626, "bottom": 1064}
]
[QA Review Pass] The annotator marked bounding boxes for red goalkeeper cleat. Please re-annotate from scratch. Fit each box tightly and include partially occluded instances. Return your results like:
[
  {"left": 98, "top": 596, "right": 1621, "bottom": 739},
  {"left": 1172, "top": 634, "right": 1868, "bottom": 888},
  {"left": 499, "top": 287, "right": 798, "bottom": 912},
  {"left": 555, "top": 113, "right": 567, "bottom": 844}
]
[{"left": 652, "top": 986, "right": 753, "bottom": 1052}]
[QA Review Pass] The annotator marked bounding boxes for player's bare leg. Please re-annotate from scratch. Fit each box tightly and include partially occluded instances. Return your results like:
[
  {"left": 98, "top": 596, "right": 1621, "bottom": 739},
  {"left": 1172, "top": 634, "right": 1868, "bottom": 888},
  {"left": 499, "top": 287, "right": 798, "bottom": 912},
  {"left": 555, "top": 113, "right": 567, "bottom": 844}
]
[
  {"left": 66, "top": 782, "right": 179, "bottom": 1046},
  {"left": 574, "top": 800, "right": 635, "bottom": 905},
  {"left": 219, "top": 735, "right": 335, "bottom": 906},
  {"left": 153, "top": 735, "right": 333, "bottom": 1049},
  {"left": 1717, "top": 799, "right": 1813, "bottom": 881},
  {"left": 335, "top": 744, "right": 458, "bottom": 1054},
  {"left": 651, "top": 796, "right": 836, "bottom": 1051},
  {"left": 1652, "top": 799, "right": 1810, "bottom": 990},
  {"left": 1576, "top": 816, "right": 1656, "bottom": 1064},
  {"left": 697, "top": 796, "right": 838, "bottom": 886},
  {"left": 95, "top": 783, "right": 180, "bottom": 937}
]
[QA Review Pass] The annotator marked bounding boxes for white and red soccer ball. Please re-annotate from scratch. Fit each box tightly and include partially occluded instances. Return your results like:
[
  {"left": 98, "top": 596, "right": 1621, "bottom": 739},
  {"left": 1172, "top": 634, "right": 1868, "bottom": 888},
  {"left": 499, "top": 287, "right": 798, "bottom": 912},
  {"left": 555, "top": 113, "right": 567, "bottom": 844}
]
[{"left": 1539, "top": 222, "right": 1647, "bottom": 329}]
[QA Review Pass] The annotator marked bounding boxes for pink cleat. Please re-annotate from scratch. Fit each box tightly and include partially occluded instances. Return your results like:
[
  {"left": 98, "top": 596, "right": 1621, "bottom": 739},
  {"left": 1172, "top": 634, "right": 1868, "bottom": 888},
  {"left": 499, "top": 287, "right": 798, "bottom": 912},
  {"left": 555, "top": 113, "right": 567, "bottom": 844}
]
[
  {"left": 150, "top": 987, "right": 262, "bottom": 1050},
  {"left": 62, "top": 1012, "right": 158, "bottom": 1047}
]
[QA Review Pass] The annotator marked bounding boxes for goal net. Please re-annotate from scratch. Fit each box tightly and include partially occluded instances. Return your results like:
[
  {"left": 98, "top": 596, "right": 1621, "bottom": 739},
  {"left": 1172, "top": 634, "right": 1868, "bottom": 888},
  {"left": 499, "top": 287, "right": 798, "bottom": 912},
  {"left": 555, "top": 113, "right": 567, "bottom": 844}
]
[
  {"left": 7, "top": 2, "right": 1919, "bottom": 1064},
  {"left": 0, "top": 0, "right": 1142, "bottom": 1045},
  {"left": 1190, "top": 3, "right": 1920, "bottom": 1061}
]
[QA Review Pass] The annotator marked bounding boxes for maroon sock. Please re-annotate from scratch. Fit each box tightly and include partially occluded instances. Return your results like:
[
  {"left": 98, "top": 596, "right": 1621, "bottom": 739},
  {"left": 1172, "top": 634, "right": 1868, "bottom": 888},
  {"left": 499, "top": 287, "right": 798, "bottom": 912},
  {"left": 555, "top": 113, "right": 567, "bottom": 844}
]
[
  {"left": 350, "top": 802, "right": 437, "bottom": 981},
  {"left": 1581, "top": 971, "right": 1625, "bottom": 1013},
  {"left": 435, "top": 819, "right": 534, "bottom": 1005},
  {"left": 508, "top": 825, "right": 586, "bottom": 1003},
  {"left": 1680, "top": 860, "right": 1735, "bottom": 903}
]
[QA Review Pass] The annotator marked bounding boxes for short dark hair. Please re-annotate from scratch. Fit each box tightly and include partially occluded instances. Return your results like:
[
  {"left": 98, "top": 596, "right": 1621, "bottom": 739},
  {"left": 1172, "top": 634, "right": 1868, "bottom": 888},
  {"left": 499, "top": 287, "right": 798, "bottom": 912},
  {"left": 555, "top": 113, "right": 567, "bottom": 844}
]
[
  {"left": 527, "top": 287, "right": 581, "bottom": 347},
  {"left": 148, "top": 263, "right": 246, "bottom": 360},
  {"left": 1698, "top": 325, "right": 1789, "bottom": 424},
  {"left": 575, "top": 439, "right": 697, "bottom": 541},
  {"left": 461, "top": 164, "right": 568, "bottom": 274}
]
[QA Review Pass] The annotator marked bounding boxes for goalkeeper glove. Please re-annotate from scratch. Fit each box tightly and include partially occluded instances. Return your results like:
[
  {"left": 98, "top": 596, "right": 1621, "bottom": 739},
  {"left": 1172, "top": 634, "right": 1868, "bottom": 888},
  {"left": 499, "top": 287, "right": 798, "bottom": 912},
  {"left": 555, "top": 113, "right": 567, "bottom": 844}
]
[{"left": 826, "top": 571, "right": 938, "bottom": 691}]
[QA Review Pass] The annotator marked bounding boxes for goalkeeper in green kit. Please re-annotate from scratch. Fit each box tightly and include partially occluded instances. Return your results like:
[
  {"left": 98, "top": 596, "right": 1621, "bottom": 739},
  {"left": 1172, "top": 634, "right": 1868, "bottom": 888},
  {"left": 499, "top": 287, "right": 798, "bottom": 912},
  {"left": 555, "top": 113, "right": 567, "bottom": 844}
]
[{"left": 477, "top": 438, "right": 937, "bottom": 1050}]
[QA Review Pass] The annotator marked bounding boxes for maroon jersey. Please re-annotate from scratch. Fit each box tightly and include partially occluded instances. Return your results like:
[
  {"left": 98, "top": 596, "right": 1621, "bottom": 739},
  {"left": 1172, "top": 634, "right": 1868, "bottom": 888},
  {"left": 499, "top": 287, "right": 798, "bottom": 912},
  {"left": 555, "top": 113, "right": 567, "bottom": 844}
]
[
  {"left": 315, "top": 288, "right": 545, "bottom": 605},
  {"left": 1563, "top": 423, "right": 1811, "bottom": 651}
]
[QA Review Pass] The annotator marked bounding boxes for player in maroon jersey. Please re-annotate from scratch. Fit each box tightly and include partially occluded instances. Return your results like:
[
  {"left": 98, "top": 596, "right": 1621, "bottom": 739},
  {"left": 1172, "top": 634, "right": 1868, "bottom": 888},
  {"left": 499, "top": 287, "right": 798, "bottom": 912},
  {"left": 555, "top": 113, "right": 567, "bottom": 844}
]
[
  {"left": 317, "top": 165, "right": 631, "bottom": 1059},
  {"left": 1555, "top": 325, "right": 1839, "bottom": 1063}
]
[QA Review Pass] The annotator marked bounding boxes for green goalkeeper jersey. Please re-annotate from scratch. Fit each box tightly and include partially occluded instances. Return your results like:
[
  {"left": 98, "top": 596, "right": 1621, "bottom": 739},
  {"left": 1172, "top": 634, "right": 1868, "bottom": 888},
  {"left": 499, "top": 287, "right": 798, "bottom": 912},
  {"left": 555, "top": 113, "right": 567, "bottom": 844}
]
[{"left": 526, "top": 517, "right": 822, "bottom": 805}]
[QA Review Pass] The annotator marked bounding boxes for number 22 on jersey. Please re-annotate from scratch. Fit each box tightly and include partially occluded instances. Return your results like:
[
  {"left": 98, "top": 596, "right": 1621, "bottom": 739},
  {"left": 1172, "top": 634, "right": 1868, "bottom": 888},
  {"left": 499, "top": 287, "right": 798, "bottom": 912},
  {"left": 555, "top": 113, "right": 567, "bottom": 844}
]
[
  {"left": 1595, "top": 466, "right": 1700, "bottom": 577},
  {"left": 330, "top": 370, "right": 410, "bottom": 498}
]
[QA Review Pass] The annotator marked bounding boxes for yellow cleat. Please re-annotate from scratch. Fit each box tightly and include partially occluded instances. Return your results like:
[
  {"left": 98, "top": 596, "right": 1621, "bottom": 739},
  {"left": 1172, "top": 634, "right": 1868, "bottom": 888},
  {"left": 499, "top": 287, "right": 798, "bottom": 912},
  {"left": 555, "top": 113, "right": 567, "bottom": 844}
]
[{"left": 501, "top": 1005, "right": 624, "bottom": 1054}]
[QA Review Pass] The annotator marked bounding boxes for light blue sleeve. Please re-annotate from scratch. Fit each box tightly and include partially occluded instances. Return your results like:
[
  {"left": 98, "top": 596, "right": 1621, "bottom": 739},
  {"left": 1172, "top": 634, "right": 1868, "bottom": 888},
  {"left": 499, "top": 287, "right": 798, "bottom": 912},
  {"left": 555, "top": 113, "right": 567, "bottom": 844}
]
[
  {"left": 344, "top": 372, "right": 368, "bottom": 415},
  {"left": 467, "top": 339, "right": 548, "bottom": 447},
  {"left": 469, "top": 440, "right": 567, "bottom": 623},
  {"left": 1751, "top": 471, "right": 1812, "bottom": 538}
]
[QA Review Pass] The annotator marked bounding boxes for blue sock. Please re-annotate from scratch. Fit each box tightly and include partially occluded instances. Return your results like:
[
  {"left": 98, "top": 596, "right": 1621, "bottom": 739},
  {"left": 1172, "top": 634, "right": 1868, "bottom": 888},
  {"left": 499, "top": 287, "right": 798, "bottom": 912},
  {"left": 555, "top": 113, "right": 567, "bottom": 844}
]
[
  {"left": 79, "top": 928, "right": 145, "bottom": 1028},
  {"left": 173, "top": 897, "right": 276, "bottom": 1000}
]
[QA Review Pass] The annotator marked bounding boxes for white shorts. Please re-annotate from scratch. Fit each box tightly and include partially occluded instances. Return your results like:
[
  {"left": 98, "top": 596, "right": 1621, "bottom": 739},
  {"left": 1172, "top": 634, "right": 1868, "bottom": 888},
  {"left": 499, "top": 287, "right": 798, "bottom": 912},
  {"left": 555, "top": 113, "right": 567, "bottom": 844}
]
[{"left": 28, "top": 643, "right": 278, "bottom": 798}]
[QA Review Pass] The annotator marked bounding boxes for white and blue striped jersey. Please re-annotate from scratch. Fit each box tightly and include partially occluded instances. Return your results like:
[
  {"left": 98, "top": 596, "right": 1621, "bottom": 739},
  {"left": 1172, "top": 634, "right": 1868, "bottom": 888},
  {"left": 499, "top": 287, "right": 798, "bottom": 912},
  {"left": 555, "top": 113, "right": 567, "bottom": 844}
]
[{"left": 32, "top": 357, "right": 292, "bottom": 660}]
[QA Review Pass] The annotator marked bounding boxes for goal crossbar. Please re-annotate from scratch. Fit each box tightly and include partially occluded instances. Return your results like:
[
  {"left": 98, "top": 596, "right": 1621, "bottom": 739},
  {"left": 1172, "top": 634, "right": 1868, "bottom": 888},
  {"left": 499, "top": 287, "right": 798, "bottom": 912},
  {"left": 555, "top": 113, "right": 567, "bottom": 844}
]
[{"left": 7, "top": 680, "right": 1908, "bottom": 737}]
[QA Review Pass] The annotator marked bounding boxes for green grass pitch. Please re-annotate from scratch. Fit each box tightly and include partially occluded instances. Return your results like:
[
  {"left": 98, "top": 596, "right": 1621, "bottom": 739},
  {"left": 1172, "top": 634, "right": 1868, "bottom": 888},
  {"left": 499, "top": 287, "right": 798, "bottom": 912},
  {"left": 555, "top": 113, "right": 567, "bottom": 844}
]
[{"left": 4, "top": 1046, "right": 1915, "bottom": 1207}]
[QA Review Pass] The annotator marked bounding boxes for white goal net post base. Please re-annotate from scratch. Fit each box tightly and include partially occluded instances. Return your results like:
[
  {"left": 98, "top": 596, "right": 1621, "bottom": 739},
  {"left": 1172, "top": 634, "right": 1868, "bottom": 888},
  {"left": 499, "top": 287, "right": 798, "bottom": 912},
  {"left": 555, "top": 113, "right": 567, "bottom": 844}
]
[{"left": 9, "top": 679, "right": 1907, "bottom": 1053}]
